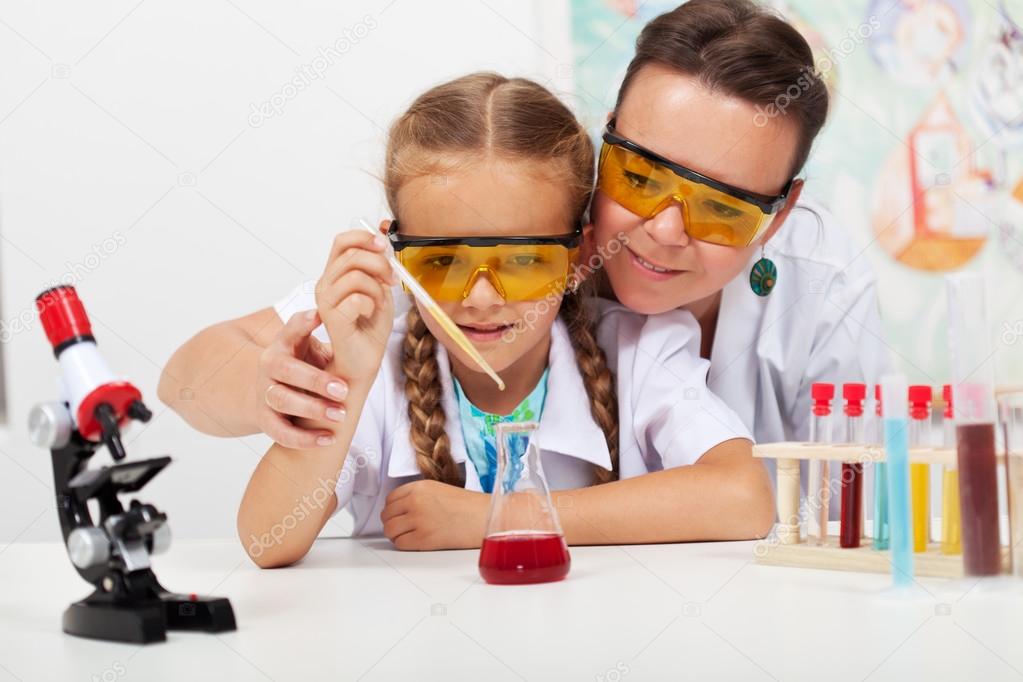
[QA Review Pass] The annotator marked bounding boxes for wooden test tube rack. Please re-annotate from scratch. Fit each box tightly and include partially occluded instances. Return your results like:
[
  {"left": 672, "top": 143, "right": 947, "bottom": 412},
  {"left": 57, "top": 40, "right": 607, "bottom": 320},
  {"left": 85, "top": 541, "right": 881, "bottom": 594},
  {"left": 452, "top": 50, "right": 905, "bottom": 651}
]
[{"left": 752, "top": 442, "right": 1009, "bottom": 578}]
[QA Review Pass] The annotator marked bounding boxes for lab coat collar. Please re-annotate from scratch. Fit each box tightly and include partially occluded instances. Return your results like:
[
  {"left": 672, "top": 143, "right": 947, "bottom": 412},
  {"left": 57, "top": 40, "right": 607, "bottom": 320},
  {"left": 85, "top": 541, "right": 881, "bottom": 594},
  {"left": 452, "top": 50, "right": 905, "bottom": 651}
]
[
  {"left": 531, "top": 317, "right": 614, "bottom": 472},
  {"left": 386, "top": 317, "right": 613, "bottom": 487},
  {"left": 707, "top": 248, "right": 767, "bottom": 433}
]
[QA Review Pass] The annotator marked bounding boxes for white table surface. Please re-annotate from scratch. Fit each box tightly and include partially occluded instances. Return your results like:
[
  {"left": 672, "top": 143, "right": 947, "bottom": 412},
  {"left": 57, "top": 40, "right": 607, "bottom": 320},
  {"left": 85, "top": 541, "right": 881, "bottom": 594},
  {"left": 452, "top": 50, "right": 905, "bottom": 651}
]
[{"left": 1, "top": 536, "right": 1022, "bottom": 682}]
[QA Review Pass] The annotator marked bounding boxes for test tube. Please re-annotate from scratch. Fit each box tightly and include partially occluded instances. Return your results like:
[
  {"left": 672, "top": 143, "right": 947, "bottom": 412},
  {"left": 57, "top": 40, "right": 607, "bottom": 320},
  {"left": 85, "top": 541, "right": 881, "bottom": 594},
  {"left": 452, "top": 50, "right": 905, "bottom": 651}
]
[
  {"left": 998, "top": 391, "right": 1023, "bottom": 577},
  {"left": 908, "top": 385, "right": 932, "bottom": 553},
  {"left": 946, "top": 273, "right": 1001, "bottom": 576},
  {"left": 882, "top": 373, "right": 913, "bottom": 587},
  {"left": 940, "top": 384, "right": 962, "bottom": 555},
  {"left": 807, "top": 383, "right": 835, "bottom": 546},
  {"left": 873, "top": 384, "right": 890, "bottom": 551},
  {"left": 840, "top": 383, "right": 866, "bottom": 548}
]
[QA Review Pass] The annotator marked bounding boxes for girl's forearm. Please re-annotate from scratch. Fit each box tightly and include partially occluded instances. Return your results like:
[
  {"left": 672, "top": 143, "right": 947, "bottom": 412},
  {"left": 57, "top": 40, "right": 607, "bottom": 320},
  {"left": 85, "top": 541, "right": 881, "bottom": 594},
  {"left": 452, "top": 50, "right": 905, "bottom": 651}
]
[
  {"left": 237, "top": 380, "right": 373, "bottom": 567},
  {"left": 552, "top": 440, "right": 775, "bottom": 545}
]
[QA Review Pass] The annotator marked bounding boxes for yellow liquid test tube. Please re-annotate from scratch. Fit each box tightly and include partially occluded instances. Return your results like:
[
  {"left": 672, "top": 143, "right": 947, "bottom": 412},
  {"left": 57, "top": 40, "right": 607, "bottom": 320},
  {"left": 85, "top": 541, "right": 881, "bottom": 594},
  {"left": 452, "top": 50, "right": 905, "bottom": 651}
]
[
  {"left": 910, "top": 463, "right": 929, "bottom": 552},
  {"left": 940, "top": 385, "right": 962, "bottom": 555},
  {"left": 941, "top": 467, "right": 962, "bottom": 554},
  {"left": 909, "top": 386, "right": 932, "bottom": 553}
]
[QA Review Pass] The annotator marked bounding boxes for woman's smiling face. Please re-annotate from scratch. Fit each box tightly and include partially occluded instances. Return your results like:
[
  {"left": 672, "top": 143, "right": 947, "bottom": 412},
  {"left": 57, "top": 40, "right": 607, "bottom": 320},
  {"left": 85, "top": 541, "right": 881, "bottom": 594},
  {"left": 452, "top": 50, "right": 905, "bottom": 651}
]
[{"left": 591, "top": 64, "right": 804, "bottom": 315}]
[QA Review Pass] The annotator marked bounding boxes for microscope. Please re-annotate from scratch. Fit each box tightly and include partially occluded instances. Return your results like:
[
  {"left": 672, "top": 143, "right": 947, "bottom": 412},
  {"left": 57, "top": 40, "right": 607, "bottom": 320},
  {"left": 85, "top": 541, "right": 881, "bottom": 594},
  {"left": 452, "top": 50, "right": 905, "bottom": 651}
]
[{"left": 28, "top": 285, "right": 236, "bottom": 643}]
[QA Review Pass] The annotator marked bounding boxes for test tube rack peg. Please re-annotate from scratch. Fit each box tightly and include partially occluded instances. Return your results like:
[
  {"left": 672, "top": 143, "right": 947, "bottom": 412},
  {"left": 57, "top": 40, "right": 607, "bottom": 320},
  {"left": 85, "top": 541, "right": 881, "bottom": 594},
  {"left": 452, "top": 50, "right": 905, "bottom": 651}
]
[{"left": 753, "top": 442, "right": 1010, "bottom": 578}]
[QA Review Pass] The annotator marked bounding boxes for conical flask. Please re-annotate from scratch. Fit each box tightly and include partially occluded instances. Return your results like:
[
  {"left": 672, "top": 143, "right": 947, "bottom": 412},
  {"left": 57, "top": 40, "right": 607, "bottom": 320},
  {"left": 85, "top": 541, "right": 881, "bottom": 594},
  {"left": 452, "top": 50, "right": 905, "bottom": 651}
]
[{"left": 478, "top": 422, "right": 571, "bottom": 585}]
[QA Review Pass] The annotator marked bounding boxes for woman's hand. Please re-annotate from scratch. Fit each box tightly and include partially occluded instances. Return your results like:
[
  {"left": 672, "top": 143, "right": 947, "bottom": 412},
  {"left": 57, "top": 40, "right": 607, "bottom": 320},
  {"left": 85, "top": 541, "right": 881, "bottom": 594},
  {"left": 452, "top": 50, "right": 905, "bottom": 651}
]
[
  {"left": 256, "top": 309, "right": 350, "bottom": 448},
  {"left": 248, "top": 229, "right": 395, "bottom": 449},
  {"left": 380, "top": 480, "right": 490, "bottom": 550},
  {"left": 315, "top": 230, "right": 397, "bottom": 387}
]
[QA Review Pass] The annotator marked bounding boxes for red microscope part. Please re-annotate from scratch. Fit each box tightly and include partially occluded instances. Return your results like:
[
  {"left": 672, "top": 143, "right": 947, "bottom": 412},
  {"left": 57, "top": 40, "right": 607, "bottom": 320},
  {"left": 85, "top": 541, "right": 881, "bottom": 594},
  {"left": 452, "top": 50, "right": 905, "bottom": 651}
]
[{"left": 36, "top": 286, "right": 149, "bottom": 456}]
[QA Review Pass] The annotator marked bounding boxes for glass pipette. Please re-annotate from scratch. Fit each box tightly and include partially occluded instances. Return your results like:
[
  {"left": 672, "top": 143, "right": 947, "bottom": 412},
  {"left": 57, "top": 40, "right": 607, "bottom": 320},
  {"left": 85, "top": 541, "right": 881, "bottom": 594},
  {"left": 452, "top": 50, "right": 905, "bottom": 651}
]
[{"left": 356, "top": 220, "right": 506, "bottom": 391}]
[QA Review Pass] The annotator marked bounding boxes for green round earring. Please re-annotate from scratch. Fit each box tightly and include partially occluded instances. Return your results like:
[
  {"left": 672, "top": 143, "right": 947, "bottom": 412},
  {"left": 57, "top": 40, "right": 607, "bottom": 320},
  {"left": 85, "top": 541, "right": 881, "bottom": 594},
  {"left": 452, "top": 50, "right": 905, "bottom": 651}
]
[{"left": 749, "top": 247, "right": 777, "bottom": 297}]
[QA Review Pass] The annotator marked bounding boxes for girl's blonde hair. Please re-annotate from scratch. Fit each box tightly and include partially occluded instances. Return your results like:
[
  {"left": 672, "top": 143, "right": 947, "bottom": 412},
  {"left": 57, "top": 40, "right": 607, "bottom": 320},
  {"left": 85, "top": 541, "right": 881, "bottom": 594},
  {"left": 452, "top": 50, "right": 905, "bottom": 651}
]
[{"left": 386, "top": 72, "right": 619, "bottom": 486}]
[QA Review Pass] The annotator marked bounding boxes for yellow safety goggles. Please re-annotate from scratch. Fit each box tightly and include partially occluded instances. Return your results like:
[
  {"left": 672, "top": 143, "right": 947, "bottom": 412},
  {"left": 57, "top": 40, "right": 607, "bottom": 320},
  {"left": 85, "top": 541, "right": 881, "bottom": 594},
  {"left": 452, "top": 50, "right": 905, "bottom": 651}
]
[
  {"left": 388, "top": 221, "right": 581, "bottom": 303},
  {"left": 598, "top": 120, "right": 793, "bottom": 247}
]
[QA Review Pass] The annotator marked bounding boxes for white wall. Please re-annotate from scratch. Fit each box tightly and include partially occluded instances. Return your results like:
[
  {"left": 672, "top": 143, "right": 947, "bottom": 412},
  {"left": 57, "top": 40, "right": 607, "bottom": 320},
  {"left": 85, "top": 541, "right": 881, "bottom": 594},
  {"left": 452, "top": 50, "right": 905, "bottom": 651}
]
[{"left": 0, "top": 0, "right": 575, "bottom": 542}]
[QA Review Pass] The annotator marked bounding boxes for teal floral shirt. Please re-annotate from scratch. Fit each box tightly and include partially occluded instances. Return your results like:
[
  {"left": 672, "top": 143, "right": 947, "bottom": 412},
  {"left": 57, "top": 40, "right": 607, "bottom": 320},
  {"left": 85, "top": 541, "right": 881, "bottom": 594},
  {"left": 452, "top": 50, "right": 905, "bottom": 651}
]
[{"left": 452, "top": 369, "right": 549, "bottom": 493}]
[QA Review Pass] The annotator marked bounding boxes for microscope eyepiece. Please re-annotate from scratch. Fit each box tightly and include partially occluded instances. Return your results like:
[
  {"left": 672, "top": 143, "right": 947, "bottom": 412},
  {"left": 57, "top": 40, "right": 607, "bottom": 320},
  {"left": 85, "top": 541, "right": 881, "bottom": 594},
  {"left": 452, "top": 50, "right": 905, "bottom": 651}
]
[{"left": 36, "top": 285, "right": 95, "bottom": 357}]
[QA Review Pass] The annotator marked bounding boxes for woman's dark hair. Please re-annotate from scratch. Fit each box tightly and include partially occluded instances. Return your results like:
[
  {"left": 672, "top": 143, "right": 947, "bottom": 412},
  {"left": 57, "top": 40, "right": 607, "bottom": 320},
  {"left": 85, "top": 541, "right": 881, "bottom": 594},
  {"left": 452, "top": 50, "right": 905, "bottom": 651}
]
[{"left": 615, "top": 0, "right": 829, "bottom": 177}]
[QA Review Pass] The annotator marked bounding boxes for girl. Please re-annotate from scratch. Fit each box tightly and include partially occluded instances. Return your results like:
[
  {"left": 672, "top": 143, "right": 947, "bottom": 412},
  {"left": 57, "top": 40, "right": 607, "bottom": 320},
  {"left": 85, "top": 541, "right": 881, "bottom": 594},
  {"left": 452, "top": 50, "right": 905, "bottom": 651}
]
[{"left": 237, "top": 73, "right": 771, "bottom": 567}]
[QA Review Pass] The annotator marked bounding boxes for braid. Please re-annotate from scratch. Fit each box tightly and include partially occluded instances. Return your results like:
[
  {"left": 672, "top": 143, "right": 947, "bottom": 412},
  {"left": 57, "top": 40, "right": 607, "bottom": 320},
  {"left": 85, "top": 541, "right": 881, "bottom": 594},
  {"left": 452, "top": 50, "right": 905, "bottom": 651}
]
[
  {"left": 401, "top": 307, "right": 463, "bottom": 486},
  {"left": 559, "top": 288, "right": 620, "bottom": 483}
]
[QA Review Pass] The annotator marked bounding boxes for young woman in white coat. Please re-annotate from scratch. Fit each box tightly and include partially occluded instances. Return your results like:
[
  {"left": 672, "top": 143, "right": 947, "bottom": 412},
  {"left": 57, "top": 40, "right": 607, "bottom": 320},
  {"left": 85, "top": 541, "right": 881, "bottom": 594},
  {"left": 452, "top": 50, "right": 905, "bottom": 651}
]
[{"left": 588, "top": 0, "right": 892, "bottom": 445}]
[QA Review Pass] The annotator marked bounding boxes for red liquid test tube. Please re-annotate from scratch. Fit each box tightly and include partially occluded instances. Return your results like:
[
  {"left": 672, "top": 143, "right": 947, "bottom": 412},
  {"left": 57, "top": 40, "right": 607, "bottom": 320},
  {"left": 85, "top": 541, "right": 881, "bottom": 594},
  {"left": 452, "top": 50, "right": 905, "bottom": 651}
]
[{"left": 841, "top": 383, "right": 866, "bottom": 548}]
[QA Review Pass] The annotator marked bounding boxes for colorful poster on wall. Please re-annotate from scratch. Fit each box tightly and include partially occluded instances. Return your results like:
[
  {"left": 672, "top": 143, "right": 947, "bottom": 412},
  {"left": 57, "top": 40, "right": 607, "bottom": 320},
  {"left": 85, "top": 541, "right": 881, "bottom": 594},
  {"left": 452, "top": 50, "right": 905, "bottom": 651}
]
[{"left": 570, "top": 0, "right": 1023, "bottom": 384}]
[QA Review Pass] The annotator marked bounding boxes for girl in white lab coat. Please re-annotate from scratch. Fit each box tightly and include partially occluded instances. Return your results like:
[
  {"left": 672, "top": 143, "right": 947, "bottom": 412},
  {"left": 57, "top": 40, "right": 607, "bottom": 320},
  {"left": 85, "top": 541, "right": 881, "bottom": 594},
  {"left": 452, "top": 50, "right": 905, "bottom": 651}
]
[
  {"left": 588, "top": 0, "right": 893, "bottom": 445},
  {"left": 236, "top": 73, "right": 772, "bottom": 567}
]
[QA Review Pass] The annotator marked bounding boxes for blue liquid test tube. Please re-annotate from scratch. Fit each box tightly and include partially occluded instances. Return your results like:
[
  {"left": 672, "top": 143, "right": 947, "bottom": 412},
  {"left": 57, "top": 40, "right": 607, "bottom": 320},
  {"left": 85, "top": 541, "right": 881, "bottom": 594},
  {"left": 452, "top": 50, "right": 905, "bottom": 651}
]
[
  {"left": 882, "top": 374, "right": 913, "bottom": 587},
  {"left": 873, "top": 384, "right": 890, "bottom": 550}
]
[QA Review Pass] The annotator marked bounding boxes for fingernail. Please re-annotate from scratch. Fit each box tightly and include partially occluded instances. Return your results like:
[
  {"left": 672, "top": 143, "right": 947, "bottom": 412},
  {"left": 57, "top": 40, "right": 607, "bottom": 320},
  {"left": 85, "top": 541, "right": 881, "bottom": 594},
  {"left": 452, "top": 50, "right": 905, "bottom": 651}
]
[
  {"left": 325, "top": 407, "right": 346, "bottom": 422},
  {"left": 305, "top": 310, "right": 316, "bottom": 321},
  {"left": 373, "top": 233, "right": 387, "bottom": 248},
  {"left": 317, "top": 435, "right": 336, "bottom": 447},
  {"left": 327, "top": 381, "right": 347, "bottom": 399}
]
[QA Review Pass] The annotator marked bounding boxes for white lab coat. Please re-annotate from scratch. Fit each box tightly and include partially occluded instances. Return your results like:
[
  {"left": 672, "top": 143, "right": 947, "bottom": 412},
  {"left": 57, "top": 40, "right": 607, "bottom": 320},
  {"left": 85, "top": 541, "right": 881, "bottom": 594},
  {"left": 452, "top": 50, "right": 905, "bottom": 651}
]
[
  {"left": 707, "top": 194, "right": 894, "bottom": 445},
  {"left": 274, "top": 292, "right": 751, "bottom": 536}
]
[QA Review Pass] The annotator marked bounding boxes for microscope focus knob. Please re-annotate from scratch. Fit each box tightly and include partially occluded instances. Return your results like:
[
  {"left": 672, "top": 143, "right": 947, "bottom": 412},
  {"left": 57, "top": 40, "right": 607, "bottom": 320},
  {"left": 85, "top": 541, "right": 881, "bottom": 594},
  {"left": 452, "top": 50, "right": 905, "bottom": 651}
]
[
  {"left": 149, "top": 522, "right": 172, "bottom": 556},
  {"left": 28, "top": 402, "right": 73, "bottom": 449},
  {"left": 67, "top": 527, "right": 110, "bottom": 569}
]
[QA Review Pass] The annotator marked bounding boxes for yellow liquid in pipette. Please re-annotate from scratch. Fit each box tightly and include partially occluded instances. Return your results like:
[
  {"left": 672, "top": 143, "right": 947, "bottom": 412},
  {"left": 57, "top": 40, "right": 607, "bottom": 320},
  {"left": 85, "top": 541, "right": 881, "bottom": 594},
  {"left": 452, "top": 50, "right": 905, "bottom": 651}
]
[
  {"left": 911, "top": 463, "right": 929, "bottom": 552},
  {"left": 941, "top": 468, "right": 962, "bottom": 554},
  {"left": 424, "top": 301, "right": 505, "bottom": 391},
  {"left": 356, "top": 220, "right": 504, "bottom": 391}
]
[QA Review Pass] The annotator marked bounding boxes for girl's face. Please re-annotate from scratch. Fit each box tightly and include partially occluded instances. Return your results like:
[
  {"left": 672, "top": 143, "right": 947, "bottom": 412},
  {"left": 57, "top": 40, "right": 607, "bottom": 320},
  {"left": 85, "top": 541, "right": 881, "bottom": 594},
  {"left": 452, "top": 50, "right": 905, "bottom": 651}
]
[
  {"left": 591, "top": 65, "right": 804, "bottom": 315},
  {"left": 393, "top": 158, "right": 578, "bottom": 377}
]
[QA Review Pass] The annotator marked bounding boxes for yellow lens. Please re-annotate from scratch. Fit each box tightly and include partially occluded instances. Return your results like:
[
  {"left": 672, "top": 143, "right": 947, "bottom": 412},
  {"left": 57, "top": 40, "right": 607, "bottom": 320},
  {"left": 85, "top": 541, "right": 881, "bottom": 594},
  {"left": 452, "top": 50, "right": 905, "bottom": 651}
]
[
  {"left": 598, "top": 144, "right": 677, "bottom": 217},
  {"left": 684, "top": 187, "right": 765, "bottom": 247},
  {"left": 400, "top": 245, "right": 473, "bottom": 301},
  {"left": 598, "top": 142, "right": 769, "bottom": 247},
  {"left": 399, "top": 243, "right": 575, "bottom": 302}
]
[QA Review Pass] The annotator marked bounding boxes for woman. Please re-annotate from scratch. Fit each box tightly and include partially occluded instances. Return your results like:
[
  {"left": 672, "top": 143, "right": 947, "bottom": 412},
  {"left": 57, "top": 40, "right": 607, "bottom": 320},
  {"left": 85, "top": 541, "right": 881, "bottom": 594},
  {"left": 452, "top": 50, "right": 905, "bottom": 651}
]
[
  {"left": 161, "top": 0, "right": 890, "bottom": 513},
  {"left": 586, "top": 0, "right": 892, "bottom": 444}
]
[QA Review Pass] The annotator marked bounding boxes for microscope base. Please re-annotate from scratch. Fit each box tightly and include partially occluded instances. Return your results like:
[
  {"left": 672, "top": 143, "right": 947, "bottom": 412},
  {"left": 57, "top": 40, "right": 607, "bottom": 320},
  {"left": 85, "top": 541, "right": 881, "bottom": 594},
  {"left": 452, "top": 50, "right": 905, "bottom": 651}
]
[{"left": 63, "top": 591, "right": 236, "bottom": 644}]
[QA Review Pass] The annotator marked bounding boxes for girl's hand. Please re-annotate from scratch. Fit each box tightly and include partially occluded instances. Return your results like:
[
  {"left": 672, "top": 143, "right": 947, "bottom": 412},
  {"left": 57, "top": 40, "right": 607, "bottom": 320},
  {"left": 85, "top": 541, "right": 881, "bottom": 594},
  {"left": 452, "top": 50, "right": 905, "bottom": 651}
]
[
  {"left": 315, "top": 230, "right": 397, "bottom": 386},
  {"left": 380, "top": 480, "right": 490, "bottom": 550}
]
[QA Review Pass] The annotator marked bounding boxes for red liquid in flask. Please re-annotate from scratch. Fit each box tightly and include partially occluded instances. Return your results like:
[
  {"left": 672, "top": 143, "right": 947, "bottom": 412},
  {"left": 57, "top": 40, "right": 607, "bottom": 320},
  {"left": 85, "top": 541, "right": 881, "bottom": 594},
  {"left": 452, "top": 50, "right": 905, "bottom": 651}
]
[
  {"left": 478, "top": 533, "right": 570, "bottom": 585},
  {"left": 956, "top": 423, "right": 1001, "bottom": 575}
]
